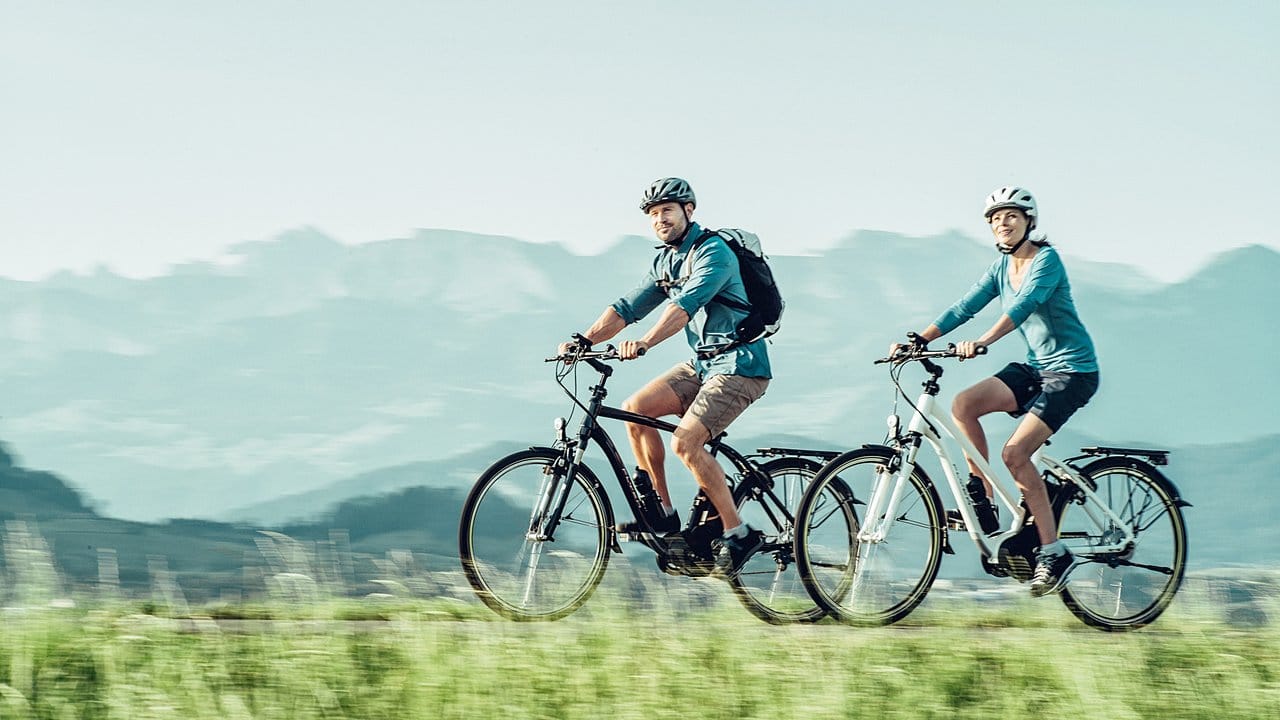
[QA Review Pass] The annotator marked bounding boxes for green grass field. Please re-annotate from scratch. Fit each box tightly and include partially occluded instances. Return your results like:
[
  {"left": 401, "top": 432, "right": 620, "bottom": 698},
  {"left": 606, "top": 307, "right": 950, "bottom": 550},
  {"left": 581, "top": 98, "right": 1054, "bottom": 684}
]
[{"left": 0, "top": 585, "right": 1276, "bottom": 720}]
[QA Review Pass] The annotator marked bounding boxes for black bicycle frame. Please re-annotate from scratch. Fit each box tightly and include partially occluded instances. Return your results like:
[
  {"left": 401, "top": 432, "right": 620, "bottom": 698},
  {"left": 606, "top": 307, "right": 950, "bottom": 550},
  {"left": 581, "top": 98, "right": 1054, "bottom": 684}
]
[{"left": 541, "top": 359, "right": 791, "bottom": 542}]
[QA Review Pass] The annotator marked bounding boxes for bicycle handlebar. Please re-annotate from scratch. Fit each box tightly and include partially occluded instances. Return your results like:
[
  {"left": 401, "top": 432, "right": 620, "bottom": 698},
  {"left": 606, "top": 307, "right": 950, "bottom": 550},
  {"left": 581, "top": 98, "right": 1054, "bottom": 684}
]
[
  {"left": 544, "top": 345, "right": 646, "bottom": 364},
  {"left": 875, "top": 342, "right": 987, "bottom": 365}
]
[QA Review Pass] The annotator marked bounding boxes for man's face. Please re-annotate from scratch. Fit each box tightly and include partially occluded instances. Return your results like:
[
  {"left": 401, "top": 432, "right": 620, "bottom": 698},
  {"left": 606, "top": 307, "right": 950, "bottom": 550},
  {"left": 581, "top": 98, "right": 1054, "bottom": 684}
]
[{"left": 648, "top": 202, "right": 692, "bottom": 245}]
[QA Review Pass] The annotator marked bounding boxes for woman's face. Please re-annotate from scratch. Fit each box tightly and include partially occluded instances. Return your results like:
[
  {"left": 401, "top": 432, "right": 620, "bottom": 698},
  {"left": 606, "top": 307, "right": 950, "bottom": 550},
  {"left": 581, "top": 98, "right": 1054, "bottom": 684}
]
[{"left": 988, "top": 208, "right": 1029, "bottom": 247}]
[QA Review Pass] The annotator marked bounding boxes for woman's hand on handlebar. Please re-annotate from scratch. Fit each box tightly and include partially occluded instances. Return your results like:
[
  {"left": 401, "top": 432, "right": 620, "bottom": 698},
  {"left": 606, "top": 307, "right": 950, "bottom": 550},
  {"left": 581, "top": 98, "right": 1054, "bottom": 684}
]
[
  {"left": 953, "top": 340, "right": 988, "bottom": 359},
  {"left": 888, "top": 332, "right": 929, "bottom": 358}
]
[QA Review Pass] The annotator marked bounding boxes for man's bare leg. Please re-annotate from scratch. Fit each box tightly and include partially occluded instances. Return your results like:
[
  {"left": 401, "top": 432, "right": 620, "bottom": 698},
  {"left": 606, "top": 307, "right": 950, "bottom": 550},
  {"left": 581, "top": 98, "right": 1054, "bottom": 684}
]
[
  {"left": 621, "top": 377, "right": 685, "bottom": 507},
  {"left": 671, "top": 420, "right": 741, "bottom": 529}
]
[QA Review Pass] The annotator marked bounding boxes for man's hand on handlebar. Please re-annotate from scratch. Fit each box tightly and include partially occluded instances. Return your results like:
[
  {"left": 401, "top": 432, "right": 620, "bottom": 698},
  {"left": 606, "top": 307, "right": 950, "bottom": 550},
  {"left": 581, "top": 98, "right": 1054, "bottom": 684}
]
[
  {"left": 550, "top": 333, "right": 646, "bottom": 363},
  {"left": 557, "top": 333, "right": 593, "bottom": 359},
  {"left": 618, "top": 339, "right": 650, "bottom": 360}
]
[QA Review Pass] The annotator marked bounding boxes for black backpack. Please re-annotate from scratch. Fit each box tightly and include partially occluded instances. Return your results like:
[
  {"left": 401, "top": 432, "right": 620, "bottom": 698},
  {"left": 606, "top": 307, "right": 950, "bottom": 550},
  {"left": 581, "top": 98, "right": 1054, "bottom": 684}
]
[{"left": 663, "top": 228, "right": 784, "bottom": 356}]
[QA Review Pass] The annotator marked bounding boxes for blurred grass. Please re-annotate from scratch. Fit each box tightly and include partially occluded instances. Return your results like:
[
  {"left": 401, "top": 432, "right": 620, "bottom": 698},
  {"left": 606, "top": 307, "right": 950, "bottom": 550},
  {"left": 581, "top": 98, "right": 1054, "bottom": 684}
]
[{"left": 0, "top": 591, "right": 1276, "bottom": 720}]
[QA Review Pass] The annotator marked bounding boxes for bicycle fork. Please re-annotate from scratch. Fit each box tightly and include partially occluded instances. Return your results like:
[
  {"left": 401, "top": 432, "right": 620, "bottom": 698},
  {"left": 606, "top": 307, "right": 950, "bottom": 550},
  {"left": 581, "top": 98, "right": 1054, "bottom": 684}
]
[
  {"left": 858, "top": 442, "right": 919, "bottom": 544},
  {"left": 528, "top": 416, "right": 594, "bottom": 542}
]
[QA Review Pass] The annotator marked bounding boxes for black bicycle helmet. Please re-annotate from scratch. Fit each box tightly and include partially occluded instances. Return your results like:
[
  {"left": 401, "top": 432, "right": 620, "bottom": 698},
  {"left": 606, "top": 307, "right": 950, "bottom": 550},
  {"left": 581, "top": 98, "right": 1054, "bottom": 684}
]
[{"left": 640, "top": 177, "right": 696, "bottom": 213}]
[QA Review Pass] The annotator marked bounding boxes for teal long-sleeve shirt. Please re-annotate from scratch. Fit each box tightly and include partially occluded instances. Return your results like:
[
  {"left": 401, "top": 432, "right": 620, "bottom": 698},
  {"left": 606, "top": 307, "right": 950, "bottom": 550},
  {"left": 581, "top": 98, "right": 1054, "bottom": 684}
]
[
  {"left": 611, "top": 223, "right": 771, "bottom": 379},
  {"left": 933, "top": 247, "right": 1098, "bottom": 373}
]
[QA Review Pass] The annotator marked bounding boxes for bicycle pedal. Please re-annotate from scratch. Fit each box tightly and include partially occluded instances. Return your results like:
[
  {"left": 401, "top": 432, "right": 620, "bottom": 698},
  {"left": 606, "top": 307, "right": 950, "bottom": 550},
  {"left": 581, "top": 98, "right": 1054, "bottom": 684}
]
[{"left": 1000, "top": 551, "right": 1035, "bottom": 583}]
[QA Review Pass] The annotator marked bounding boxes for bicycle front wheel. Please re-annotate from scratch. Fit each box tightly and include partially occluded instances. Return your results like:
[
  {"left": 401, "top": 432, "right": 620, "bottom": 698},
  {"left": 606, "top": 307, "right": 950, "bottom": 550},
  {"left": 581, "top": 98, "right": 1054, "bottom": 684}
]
[
  {"left": 1057, "top": 458, "right": 1188, "bottom": 631},
  {"left": 795, "top": 447, "right": 944, "bottom": 625},
  {"left": 729, "top": 457, "right": 827, "bottom": 624},
  {"left": 458, "top": 448, "right": 611, "bottom": 621}
]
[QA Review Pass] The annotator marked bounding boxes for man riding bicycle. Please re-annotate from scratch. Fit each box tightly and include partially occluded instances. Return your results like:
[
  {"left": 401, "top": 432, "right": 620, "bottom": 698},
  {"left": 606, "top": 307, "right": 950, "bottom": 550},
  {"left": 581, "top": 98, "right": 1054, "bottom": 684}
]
[
  {"left": 558, "top": 177, "right": 772, "bottom": 579},
  {"left": 898, "top": 186, "right": 1100, "bottom": 597}
]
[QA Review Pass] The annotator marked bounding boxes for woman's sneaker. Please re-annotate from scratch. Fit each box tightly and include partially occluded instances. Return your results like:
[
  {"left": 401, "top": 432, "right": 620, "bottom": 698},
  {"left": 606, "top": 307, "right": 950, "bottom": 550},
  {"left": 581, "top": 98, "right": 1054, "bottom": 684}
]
[
  {"left": 711, "top": 528, "right": 765, "bottom": 580},
  {"left": 1029, "top": 546, "right": 1075, "bottom": 597}
]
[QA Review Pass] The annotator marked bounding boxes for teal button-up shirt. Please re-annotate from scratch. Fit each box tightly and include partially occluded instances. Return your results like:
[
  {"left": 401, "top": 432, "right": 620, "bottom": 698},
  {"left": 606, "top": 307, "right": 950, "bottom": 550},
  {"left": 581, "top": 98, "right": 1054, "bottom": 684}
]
[{"left": 611, "top": 223, "right": 771, "bottom": 379}]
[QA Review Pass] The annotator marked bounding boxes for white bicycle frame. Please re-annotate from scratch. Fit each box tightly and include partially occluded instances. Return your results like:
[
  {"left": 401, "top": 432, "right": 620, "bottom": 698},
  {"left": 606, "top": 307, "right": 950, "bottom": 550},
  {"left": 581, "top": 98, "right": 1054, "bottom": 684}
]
[{"left": 859, "top": 387, "right": 1136, "bottom": 563}]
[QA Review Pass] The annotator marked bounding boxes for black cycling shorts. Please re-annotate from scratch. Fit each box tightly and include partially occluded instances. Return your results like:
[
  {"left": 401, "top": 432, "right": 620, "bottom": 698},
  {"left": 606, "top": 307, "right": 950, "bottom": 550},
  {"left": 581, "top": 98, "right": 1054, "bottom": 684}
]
[{"left": 994, "top": 362, "right": 1099, "bottom": 433}]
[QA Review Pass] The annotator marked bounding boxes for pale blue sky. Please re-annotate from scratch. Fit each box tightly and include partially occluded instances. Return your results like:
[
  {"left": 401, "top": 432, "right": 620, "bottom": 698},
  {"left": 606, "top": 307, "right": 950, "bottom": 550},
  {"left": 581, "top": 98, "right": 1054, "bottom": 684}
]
[{"left": 2, "top": 1, "right": 1275, "bottom": 281}]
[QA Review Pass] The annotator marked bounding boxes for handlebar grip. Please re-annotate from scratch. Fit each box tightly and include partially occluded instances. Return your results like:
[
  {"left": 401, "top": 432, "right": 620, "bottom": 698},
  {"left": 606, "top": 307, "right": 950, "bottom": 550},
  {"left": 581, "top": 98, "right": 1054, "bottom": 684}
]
[{"left": 636, "top": 347, "right": 646, "bottom": 357}]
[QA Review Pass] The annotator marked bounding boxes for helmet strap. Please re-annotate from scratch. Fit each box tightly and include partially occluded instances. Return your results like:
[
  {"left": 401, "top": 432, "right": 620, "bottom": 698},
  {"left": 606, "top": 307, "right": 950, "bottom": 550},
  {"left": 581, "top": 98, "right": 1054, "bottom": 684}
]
[
  {"left": 995, "top": 230, "right": 1028, "bottom": 255},
  {"left": 664, "top": 220, "right": 692, "bottom": 247}
]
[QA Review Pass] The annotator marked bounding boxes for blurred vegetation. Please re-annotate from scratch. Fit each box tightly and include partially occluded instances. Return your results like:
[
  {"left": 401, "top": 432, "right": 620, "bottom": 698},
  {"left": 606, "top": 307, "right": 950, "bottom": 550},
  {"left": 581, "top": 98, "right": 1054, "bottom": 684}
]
[
  {"left": 2, "top": 439, "right": 1278, "bottom": 718},
  {"left": 0, "top": 594, "right": 1275, "bottom": 720},
  {"left": 0, "top": 440, "right": 492, "bottom": 604}
]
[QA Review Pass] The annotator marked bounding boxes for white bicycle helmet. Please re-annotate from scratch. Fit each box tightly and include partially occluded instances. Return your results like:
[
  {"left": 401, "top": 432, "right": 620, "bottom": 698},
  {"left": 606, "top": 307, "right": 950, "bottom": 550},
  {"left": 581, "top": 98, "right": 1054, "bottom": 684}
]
[
  {"left": 640, "top": 177, "right": 696, "bottom": 213},
  {"left": 983, "top": 186, "right": 1038, "bottom": 230}
]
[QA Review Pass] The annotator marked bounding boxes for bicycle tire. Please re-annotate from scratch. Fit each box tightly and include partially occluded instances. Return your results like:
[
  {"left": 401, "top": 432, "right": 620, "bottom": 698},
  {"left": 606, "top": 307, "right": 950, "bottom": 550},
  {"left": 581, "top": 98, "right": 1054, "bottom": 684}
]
[
  {"left": 729, "top": 457, "right": 828, "bottom": 624},
  {"left": 459, "top": 448, "right": 611, "bottom": 621},
  {"left": 1057, "top": 457, "right": 1188, "bottom": 631},
  {"left": 795, "top": 447, "right": 944, "bottom": 625}
]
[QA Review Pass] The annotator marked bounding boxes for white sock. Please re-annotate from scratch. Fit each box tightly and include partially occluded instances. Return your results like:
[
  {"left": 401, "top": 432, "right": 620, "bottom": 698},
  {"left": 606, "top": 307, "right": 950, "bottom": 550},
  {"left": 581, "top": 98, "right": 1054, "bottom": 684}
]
[
  {"left": 722, "top": 523, "right": 748, "bottom": 540},
  {"left": 1040, "top": 540, "right": 1067, "bottom": 556}
]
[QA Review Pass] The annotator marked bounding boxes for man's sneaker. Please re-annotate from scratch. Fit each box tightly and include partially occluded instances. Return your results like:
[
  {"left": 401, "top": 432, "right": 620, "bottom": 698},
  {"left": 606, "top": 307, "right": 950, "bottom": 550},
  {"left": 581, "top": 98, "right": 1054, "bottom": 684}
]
[
  {"left": 944, "top": 505, "right": 1000, "bottom": 535},
  {"left": 1029, "top": 546, "right": 1075, "bottom": 597},
  {"left": 711, "top": 528, "right": 765, "bottom": 580},
  {"left": 615, "top": 509, "right": 680, "bottom": 538}
]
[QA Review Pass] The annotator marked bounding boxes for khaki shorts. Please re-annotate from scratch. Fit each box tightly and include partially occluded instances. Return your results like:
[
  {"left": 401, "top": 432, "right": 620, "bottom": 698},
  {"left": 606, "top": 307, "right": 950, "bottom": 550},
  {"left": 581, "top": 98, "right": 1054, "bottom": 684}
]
[{"left": 658, "top": 362, "right": 769, "bottom": 439}]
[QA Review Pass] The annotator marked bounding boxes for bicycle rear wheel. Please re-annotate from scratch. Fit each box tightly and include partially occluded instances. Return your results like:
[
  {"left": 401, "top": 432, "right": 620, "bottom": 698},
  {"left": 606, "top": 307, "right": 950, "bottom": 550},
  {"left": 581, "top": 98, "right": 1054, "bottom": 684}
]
[
  {"left": 795, "top": 447, "right": 944, "bottom": 625},
  {"left": 459, "top": 448, "right": 611, "bottom": 621},
  {"left": 1057, "top": 458, "right": 1188, "bottom": 631},
  {"left": 729, "top": 457, "right": 827, "bottom": 624}
]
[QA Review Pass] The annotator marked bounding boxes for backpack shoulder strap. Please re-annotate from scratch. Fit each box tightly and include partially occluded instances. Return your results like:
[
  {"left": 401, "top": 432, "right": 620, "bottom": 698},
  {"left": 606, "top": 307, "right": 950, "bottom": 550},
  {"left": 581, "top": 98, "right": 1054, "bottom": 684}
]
[
  {"left": 681, "top": 228, "right": 718, "bottom": 277},
  {"left": 659, "top": 229, "right": 717, "bottom": 293},
  {"left": 687, "top": 229, "right": 751, "bottom": 312}
]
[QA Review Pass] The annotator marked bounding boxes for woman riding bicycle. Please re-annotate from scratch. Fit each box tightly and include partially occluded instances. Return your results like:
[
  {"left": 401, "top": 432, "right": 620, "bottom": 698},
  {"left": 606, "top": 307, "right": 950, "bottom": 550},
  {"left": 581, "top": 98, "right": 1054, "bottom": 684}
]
[{"left": 901, "top": 186, "right": 1099, "bottom": 597}]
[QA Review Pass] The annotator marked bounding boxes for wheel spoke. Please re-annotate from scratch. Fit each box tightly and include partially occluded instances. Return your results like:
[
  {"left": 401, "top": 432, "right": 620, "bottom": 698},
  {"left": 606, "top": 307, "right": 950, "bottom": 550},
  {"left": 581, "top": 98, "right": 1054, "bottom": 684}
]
[
  {"left": 460, "top": 451, "right": 610, "bottom": 621},
  {"left": 729, "top": 458, "right": 828, "bottom": 624},
  {"left": 1057, "top": 462, "right": 1186, "bottom": 630},
  {"left": 795, "top": 450, "right": 942, "bottom": 626}
]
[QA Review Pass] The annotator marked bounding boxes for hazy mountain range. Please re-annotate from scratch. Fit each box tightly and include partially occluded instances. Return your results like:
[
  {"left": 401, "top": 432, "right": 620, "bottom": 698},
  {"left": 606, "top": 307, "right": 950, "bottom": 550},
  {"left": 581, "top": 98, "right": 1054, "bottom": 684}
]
[{"left": 1, "top": 226, "right": 1275, "bottom": 522}]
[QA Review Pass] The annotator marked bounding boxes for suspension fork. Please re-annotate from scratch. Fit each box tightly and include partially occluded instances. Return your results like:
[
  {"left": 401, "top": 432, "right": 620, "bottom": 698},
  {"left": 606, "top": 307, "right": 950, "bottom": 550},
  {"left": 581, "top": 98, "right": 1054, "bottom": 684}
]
[
  {"left": 858, "top": 437, "right": 920, "bottom": 543},
  {"left": 536, "top": 387, "right": 606, "bottom": 540}
]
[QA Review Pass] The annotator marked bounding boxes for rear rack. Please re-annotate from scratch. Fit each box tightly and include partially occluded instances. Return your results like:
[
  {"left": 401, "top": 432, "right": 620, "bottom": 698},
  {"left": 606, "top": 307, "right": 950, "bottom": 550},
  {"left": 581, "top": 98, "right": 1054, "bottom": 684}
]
[
  {"left": 755, "top": 447, "right": 842, "bottom": 461},
  {"left": 1079, "top": 446, "right": 1169, "bottom": 466}
]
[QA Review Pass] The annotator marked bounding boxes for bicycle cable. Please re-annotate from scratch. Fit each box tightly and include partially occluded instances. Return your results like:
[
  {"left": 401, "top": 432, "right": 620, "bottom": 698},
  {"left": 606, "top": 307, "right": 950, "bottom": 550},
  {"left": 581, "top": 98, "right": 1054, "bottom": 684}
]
[
  {"left": 553, "top": 348, "right": 592, "bottom": 427},
  {"left": 886, "top": 352, "right": 943, "bottom": 440}
]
